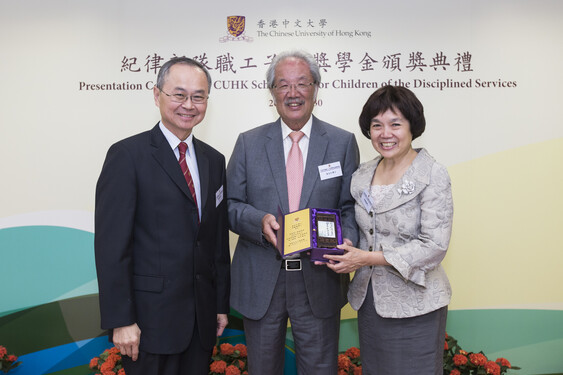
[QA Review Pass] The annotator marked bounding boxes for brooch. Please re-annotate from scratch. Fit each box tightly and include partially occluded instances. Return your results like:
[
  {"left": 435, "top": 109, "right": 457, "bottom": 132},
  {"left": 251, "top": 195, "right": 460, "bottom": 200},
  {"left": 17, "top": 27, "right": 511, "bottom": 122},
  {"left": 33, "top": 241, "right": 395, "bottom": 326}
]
[{"left": 397, "top": 180, "right": 415, "bottom": 195}]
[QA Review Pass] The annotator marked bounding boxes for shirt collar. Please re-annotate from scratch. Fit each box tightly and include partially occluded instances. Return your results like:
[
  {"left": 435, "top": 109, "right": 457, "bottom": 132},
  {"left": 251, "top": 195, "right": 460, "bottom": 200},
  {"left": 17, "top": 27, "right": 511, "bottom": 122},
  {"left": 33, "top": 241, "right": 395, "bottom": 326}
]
[
  {"left": 280, "top": 116, "right": 312, "bottom": 140},
  {"left": 159, "top": 122, "right": 194, "bottom": 152}
]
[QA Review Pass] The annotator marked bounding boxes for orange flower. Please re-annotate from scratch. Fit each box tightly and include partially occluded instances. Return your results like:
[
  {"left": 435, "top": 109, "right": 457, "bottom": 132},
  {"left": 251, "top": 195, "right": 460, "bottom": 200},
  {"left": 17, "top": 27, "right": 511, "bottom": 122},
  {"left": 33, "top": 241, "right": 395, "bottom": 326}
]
[
  {"left": 453, "top": 354, "right": 468, "bottom": 366},
  {"left": 485, "top": 360, "right": 501, "bottom": 375},
  {"left": 213, "top": 346, "right": 218, "bottom": 357},
  {"left": 100, "top": 360, "right": 115, "bottom": 372},
  {"left": 345, "top": 347, "right": 360, "bottom": 359},
  {"left": 0, "top": 346, "right": 6, "bottom": 358},
  {"left": 338, "top": 370, "right": 348, "bottom": 375},
  {"left": 118, "top": 369, "right": 126, "bottom": 375},
  {"left": 220, "top": 343, "right": 235, "bottom": 356},
  {"left": 226, "top": 364, "right": 241, "bottom": 375},
  {"left": 496, "top": 357, "right": 511, "bottom": 368},
  {"left": 450, "top": 370, "right": 461, "bottom": 375},
  {"left": 210, "top": 360, "right": 227, "bottom": 373},
  {"left": 353, "top": 365, "right": 362, "bottom": 375},
  {"left": 234, "top": 343, "right": 247, "bottom": 357},
  {"left": 338, "top": 353, "right": 352, "bottom": 370},
  {"left": 444, "top": 341, "right": 449, "bottom": 350},
  {"left": 108, "top": 347, "right": 121, "bottom": 355},
  {"left": 89, "top": 357, "right": 99, "bottom": 369},
  {"left": 469, "top": 352, "right": 488, "bottom": 366}
]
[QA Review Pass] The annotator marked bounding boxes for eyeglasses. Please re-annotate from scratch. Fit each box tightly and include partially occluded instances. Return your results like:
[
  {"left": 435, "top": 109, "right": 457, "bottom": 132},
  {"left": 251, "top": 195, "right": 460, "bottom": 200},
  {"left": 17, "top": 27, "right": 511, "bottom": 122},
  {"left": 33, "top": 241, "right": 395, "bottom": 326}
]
[
  {"left": 272, "top": 82, "right": 316, "bottom": 94},
  {"left": 159, "top": 89, "right": 208, "bottom": 104}
]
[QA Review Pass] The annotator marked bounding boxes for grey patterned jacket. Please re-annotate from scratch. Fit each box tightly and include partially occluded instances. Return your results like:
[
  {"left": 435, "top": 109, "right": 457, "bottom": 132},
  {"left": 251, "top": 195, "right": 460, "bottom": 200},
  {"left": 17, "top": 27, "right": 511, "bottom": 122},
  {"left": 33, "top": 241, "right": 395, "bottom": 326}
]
[{"left": 348, "top": 148, "right": 453, "bottom": 318}]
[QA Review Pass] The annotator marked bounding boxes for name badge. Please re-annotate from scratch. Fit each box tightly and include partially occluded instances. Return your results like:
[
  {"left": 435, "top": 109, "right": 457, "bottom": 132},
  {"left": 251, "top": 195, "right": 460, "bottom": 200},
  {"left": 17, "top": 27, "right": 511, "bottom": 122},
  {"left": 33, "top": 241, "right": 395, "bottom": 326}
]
[
  {"left": 361, "top": 189, "right": 374, "bottom": 212},
  {"left": 216, "top": 185, "right": 224, "bottom": 207},
  {"left": 318, "top": 162, "right": 343, "bottom": 180}
]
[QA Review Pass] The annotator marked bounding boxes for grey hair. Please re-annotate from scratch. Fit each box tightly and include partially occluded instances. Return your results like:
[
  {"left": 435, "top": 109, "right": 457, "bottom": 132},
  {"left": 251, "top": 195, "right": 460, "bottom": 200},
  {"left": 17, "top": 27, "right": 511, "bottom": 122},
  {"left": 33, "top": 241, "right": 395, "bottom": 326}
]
[
  {"left": 266, "top": 50, "right": 321, "bottom": 89},
  {"left": 156, "top": 57, "right": 212, "bottom": 94}
]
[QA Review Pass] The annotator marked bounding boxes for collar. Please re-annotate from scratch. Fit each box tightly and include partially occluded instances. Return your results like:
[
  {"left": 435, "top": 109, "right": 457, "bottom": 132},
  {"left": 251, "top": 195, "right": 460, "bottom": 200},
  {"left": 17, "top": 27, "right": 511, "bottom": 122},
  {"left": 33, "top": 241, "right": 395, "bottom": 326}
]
[
  {"left": 159, "top": 122, "right": 194, "bottom": 153},
  {"left": 280, "top": 116, "right": 312, "bottom": 140}
]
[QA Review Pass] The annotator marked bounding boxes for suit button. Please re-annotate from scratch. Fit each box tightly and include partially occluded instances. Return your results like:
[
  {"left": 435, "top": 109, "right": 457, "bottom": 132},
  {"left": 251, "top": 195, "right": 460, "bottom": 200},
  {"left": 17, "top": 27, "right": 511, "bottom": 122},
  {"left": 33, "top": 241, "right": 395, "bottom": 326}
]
[
  {"left": 369, "top": 246, "right": 373, "bottom": 251},
  {"left": 369, "top": 211, "right": 373, "bottom": 217},
  {"left": 369, "top": 229, "right": 373, "bottom": 235}
]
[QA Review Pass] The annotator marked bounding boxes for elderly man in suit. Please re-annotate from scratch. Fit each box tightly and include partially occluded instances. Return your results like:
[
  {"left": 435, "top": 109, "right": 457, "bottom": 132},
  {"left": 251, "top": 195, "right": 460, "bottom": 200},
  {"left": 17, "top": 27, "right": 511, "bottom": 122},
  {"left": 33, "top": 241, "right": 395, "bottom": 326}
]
[
  {"left": 95, "top": 57, "right": 230, "bottom": 375},
  {"left": 227, "top": 50, "right": 360, "bottom": 374}
]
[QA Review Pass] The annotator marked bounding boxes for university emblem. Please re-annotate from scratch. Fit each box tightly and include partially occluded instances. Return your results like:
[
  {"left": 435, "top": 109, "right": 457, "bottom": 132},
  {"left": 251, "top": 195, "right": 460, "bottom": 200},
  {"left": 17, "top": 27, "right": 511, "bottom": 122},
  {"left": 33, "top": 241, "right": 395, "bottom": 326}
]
[
  {"left": 219, "top": 15, "right": 253, "bottom": 42},
  {"left": 228, "top": 16, "right": 245, "bottom": 37}
]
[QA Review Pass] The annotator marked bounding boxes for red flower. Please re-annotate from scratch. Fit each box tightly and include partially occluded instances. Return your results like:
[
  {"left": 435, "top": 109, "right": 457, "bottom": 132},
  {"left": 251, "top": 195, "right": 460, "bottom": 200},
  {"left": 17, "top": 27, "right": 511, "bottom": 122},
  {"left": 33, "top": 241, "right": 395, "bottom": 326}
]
[
  {"left": 118, "top": 369, "right": 126, "bottom": 375},
  {"left": 225, "top": 364, "right": 241, "bottom": 375},
  {"left": 338, "top": 370, "right": 348, "bottom": 375},
  {"left": 220, "top": 343, "right": 235, "bottom": 356},
  {"left": 100, "top": 360, "right": 115, "bottom": 372},
  {"left": 450, "top": 370, "right": 461, "bottom": 375},
  {"left": 337, "top": 353, "right": 352, "bottom": 370},
  {"left": 213, "top": 346, "right": 218, "bottom": 357},
  {"left": 453, "top": 354, "right": 468, "bottom": 366},
  {"left": 444, "top": 341, "right": 449, "bottom": 350},
  {"left": 469, "top": 352, "right": 488, "bottom": 366},
  {"left": 234, "top": 343, "right": 247, "bottom": 357},
  {"left": 353, "top": 365, "right": 362, "bottom": 375},
  {"left": 210, "top": 360, "right": 227, "bottom": 373},
  {"left": 0, "top": 345, "right": 7, "bottom": 358},
  {"left": 345, "top": 347, "right": 360, "bottom": 359},
  {"left": 89, "top": 357, "right": 99, "bottom": 369},
  {"left": 108, "top": 347, "right": 121, "bottom": 355},
  {"left": 485, "top": 360, "right": 501, "bottom": 375},
  {"left": 496, "top": 357, "right": 511, "bottom": 368}
]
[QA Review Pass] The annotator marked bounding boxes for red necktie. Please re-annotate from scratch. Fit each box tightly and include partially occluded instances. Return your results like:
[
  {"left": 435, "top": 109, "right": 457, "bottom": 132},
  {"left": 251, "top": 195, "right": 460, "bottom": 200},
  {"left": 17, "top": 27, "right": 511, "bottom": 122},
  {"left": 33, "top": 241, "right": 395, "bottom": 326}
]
[
  {"left": 286, "top": 131, "right": 305, "bottom": 212},
  {"left": 178, "top": 142, "right": 199, "bottom": 221}
]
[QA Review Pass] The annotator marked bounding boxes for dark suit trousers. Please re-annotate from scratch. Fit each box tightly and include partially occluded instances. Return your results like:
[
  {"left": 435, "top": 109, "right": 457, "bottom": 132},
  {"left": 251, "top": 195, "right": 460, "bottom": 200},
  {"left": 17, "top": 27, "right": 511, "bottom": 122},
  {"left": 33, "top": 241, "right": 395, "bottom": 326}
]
[
  {"left": 121, "top": 322, "right": 212, "bottom": 375},
  {"left": 243, "top": 268, "right": 340, "bottom": 375}
]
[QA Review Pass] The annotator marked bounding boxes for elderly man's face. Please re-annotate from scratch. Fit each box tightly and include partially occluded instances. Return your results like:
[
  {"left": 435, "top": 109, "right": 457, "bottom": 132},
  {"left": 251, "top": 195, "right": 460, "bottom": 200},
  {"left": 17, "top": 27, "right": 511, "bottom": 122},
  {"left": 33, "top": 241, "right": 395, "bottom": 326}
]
[{"left": 271, "top": 57, "right": 317, "bottom": 131}]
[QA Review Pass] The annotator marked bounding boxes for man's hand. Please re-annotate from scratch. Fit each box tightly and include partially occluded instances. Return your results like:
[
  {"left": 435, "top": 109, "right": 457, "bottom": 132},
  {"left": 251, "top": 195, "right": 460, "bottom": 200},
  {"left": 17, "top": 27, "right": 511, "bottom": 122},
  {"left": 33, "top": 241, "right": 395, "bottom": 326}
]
[
  {"left": 216, "top": 314, "right": 229, "bottom": 337},
  {"left": 113, "top": 323, "right": 141, "bottom": 361},
  {"left": 261, "top": 214, "right": 280, "bottom": 248}
]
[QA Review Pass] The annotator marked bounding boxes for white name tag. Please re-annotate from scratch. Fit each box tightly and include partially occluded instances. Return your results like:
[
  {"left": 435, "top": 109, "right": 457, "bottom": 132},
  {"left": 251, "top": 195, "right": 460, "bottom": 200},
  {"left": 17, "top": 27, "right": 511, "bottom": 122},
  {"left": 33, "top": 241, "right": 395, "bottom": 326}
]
[
  {"left": 361, "top": 189, "right": 374, "bottom": 212},
  {"left": 318, "top": 162, "right": 343, "bottom": 180},
  {"left": 216, "top": 185, "right": 224, "bottom": 207}
]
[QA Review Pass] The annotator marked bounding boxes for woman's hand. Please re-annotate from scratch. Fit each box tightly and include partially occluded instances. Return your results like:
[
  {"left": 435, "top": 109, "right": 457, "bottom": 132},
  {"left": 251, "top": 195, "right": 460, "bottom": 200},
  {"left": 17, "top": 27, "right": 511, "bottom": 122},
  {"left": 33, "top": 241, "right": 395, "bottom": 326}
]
[{"left": 322, "top": 242, "right": 369, "bottom": 274}]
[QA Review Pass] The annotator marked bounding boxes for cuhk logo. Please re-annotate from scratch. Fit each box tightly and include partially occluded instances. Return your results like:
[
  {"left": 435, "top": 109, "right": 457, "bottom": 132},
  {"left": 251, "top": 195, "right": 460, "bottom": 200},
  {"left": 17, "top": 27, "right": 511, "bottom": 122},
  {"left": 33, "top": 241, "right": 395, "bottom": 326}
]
[{"left": 219, "top": 16, "right": 253, "bottom": 42}]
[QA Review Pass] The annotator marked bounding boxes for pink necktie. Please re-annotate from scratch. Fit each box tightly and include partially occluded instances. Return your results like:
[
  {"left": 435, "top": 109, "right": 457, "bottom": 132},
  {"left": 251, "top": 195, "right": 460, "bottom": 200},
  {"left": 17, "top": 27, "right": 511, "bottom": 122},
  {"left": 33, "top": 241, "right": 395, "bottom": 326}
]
[
  {"left": 287, "top": 131, "right": 305, "bottom": 212},
  {"left": 178, "top": 142, "right": 199, "bottom": 221}
]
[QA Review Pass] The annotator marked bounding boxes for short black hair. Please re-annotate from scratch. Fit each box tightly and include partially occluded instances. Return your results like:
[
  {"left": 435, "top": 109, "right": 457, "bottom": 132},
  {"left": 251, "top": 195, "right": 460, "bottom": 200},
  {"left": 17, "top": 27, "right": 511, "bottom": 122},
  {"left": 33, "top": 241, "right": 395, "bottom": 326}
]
[
  {"left": 156, "top": 57, "right": 212, "bottom": 93},
  {"left": 359, "top": 86, "right": 426, "bottom": 140}
]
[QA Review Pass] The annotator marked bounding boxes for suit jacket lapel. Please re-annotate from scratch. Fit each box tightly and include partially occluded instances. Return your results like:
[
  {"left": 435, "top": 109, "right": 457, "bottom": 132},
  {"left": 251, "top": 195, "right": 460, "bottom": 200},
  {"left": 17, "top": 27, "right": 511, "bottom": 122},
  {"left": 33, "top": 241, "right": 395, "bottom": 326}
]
[
  {"left": 149, "top": 125, "right": 193, "bottom": 200},
  {"left": 193, "top": 137, "right": 209, "bottom": 215},
  {"left": 265, "top": 120, "right": 290, "bottom": 213},
  {"left": 300, "top": 116, "right": 328, "bottom": 209},
  {"left": 373, "top": 148, "right": 433, "bottom": 213}
]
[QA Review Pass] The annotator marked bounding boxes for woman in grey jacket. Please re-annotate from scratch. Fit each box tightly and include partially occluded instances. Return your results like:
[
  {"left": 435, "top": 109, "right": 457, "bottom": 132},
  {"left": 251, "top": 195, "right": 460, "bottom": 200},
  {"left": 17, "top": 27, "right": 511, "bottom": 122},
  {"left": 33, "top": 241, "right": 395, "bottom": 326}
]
[{"left": 323, "top": 86, "right": 453, "bottom": 374}]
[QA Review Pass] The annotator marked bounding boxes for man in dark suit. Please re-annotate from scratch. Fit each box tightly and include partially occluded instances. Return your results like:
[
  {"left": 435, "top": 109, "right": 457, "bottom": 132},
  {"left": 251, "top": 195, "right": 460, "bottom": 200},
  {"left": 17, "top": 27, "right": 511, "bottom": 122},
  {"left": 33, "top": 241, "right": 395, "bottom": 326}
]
[
  {"left": 227, "top": 50, "right": 360, "bottom": 374},
  {"left": 95, "top": 57, "right": 230, "bottom": 375}
]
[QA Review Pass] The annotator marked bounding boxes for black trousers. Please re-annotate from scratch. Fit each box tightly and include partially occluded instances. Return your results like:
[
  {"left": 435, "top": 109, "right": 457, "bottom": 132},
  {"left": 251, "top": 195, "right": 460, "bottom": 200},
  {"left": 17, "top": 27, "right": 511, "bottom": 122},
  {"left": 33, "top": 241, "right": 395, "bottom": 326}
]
[{"left": 121, "top": 325, "right": 212, "bottom": 375}]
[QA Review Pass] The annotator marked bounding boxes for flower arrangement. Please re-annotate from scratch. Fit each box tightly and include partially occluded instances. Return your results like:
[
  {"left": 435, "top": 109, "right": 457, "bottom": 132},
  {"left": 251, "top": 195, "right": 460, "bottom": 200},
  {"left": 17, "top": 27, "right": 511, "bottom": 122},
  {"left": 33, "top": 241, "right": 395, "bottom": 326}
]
[
  {"left": 209, "top": 343, "right": 248, "bottom": 375},
  {"left": 89, "top": 347, "right": 125, "bottom": 375},
  {"left": 87, "top": 332, "right": 520, "bottom": 375},
  {"left": 0, "top": 345, "right": 21, "bottom": 374},
  {"left": 338, "top": 347, "right": 362, "bottom": 375},
  {"left": 443, "top": 333, "right": 520, "bottom": 375}
]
